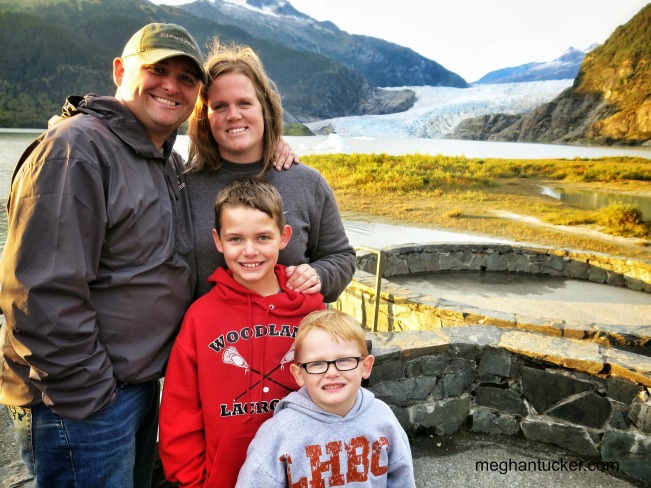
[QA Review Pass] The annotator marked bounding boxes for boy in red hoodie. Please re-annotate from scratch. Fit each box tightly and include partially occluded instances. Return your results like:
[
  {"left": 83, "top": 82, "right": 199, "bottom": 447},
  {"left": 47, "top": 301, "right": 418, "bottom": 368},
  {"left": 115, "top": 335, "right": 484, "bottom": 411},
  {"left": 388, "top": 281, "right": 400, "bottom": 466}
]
[{"left": 159, "top": 177, "right": 325, "bottom": 487}]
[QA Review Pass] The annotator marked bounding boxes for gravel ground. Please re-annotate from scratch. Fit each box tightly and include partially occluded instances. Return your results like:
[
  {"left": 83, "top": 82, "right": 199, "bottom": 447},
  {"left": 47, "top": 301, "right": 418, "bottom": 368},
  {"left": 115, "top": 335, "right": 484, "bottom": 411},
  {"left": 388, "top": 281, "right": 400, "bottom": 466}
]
[
  {"left": 412, "top": 432, "right": 649, "bottom": 488},
  {"left": 1, "top": 410, "right": 33, "bottom": 488},
  {"left": 2, "top": 413, "right": 648, "bottom": 488}
]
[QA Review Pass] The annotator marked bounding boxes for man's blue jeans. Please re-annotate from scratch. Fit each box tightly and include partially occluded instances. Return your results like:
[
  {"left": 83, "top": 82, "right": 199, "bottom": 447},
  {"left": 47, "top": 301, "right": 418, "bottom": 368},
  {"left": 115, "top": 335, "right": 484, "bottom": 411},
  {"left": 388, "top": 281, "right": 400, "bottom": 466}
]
[{"left": 5, "top": 380, "right": 160, "bottom": 488}]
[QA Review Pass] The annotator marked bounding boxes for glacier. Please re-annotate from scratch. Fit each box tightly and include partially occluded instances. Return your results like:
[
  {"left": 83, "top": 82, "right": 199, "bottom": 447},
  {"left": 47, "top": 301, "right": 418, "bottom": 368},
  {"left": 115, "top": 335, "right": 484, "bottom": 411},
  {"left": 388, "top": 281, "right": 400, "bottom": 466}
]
[{"left": 305, "top": 80, "right": 574, "bottom": 138}]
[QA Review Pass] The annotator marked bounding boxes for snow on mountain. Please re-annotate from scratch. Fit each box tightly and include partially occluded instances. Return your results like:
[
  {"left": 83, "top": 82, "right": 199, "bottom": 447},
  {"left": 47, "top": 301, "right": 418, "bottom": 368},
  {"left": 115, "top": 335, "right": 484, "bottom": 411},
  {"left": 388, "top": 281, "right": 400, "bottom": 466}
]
[
  {"left": 182, "top": 0, "right": 467, "bottom": 88},
  {"left": 211, "top": 0, "right": 324, "bottom": 28},
  {"left": 305, "top": 79, "right": 574, "bottom": 138},
  {"left": 221, "top": 0, "right": 300, "bottom": 17},
  {"left": 473, "top": 45, "right": 597, "bottom": 84}
]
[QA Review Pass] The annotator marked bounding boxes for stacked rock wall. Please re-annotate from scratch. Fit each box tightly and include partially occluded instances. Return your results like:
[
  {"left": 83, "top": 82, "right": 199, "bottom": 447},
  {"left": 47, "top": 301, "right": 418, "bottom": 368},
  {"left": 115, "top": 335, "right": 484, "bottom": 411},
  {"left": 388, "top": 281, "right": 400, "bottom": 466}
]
[
  {"left": 340, "top": 244, "right": 651, "bottom": 348},
  {"left": 356, "top": 243, "right": 651, "bottom": 292},
  {"left": 367, "top": 328, "right": 651, "bottom": 484},
  {"left": 336, "top": 244, "right": 651, "bottom": 483}
]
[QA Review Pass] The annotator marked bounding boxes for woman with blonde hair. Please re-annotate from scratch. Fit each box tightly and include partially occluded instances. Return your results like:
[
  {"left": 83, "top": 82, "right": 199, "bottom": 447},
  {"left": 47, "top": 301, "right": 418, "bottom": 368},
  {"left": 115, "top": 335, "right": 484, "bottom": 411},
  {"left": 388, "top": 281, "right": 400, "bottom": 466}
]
[{"left": 185, "top": 40, "right": 355, "bottom": 303}]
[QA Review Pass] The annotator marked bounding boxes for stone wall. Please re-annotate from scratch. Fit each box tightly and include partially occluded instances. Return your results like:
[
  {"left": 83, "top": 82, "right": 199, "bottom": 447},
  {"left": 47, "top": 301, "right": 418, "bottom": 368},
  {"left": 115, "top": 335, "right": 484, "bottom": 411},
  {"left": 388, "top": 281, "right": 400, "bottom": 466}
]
[
  {"left": 339, "top": 243, "right": 651, "bottom": 350},
  {"left": 366, "top": 327, "right": 651, "bottom": 485},
  {"left": 337, "top": 243, "right": 651, "bottom": 484},
  {"left": 356, "top": 243, "right": 651, "bottom": 292}
]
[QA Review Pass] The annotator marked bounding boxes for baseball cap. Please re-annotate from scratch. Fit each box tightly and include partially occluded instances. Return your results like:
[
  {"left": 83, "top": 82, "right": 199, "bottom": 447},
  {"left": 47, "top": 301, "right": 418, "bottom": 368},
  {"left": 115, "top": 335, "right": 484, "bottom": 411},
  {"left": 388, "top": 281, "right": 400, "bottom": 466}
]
[{"left": 121, "top": 23, "right": 207, "bottom": 84}]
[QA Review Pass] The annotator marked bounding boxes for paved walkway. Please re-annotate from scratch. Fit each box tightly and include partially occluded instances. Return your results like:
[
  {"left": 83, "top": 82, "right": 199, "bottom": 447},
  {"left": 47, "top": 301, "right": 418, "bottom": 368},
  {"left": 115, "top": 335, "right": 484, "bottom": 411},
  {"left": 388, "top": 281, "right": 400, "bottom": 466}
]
[
  {"left": 1, "top": 411, "right": 32, "bottom": 488},
  {"left": 391, "top": 272, "right": 651, "bottom": 328},
  {"left": 412, "top": 433, "right": 648, "bottom": 488}
]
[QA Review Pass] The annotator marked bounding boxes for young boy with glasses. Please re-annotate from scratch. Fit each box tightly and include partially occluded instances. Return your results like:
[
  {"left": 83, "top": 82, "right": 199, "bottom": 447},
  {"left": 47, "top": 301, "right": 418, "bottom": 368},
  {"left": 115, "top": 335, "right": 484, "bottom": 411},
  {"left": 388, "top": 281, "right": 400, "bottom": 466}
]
[{"left": 235, "top": 309, "right": 416, "bottom": 487}]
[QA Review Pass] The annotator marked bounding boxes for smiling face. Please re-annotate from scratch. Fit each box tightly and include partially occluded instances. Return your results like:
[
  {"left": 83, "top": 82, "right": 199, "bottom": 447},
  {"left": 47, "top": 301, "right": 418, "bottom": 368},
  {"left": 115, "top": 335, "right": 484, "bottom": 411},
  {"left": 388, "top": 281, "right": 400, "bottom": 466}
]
[
  {"left": 206, "top": 71, "right": 265, "bottom": 163},
  {"left": 213, "top": 205, "right": 291, "bottom": 296},
  {"left": 290, "top": 328, "right": 374, "bottom": 417},
  {"left": 114, "top": 55, "right": 201, "bottom": 148}
]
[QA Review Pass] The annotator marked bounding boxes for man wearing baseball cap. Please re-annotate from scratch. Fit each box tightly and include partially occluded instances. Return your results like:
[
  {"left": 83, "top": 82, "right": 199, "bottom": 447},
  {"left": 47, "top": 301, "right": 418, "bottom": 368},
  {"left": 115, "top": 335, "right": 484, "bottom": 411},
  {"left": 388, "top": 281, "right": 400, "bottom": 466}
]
[
  {"left": 0, "top": 23, "right": 205, "bottom": 487},
  {"left": 121, "top": 22, "right": 208, "bottom": 84}
]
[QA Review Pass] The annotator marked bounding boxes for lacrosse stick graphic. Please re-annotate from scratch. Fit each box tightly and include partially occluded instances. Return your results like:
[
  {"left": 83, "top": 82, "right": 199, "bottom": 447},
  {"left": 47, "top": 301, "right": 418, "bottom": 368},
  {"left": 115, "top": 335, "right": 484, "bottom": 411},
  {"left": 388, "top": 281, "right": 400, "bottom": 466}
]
[
  {"left": 234, "top": 343, "right": 296, "bottom": 400},
  {"left": 280, "top": 343, "right": 294, "bottom": 369},
  {"left": 222, "top": 346, "right": 250, "bottom": 373}
]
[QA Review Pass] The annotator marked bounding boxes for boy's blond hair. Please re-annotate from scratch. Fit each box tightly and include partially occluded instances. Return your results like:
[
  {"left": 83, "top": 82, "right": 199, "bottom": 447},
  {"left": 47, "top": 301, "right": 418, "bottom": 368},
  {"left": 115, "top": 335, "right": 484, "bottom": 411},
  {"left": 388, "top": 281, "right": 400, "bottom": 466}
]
[
  {"left": 214, "top": 177, "right": 285, "bottom": 235},
  {"left": 294, "top": 309, "right": 368, "bottom": 361}
]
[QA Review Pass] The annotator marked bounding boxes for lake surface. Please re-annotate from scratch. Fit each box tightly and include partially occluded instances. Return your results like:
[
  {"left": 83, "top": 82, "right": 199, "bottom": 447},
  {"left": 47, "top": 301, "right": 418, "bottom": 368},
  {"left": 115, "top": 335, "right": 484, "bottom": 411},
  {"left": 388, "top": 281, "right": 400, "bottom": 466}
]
[
  {"left": 540, "top": 185, "right": 651, "bottom": 220},
  {"left": 2, "top": 130, "right": 650, "bottom": 253},
  {"left": 283, "top": 134, "right": 651, "bottom": 161}
]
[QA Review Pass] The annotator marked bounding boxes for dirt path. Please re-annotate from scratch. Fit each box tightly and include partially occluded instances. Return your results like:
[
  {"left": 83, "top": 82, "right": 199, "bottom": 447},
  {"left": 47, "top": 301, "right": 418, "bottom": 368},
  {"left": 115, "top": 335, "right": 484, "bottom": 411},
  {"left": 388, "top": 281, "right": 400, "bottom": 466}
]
[{"left": 491, "top": 210, "right": 650, "bottom": 251}]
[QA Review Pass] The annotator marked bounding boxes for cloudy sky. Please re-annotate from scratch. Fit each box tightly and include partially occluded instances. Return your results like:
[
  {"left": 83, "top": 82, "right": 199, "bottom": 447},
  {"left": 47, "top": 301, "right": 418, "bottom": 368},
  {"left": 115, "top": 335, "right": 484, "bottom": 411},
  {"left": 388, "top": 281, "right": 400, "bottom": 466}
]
[{"left": 152, "top": 0, "right": 649, "bottom": 82}]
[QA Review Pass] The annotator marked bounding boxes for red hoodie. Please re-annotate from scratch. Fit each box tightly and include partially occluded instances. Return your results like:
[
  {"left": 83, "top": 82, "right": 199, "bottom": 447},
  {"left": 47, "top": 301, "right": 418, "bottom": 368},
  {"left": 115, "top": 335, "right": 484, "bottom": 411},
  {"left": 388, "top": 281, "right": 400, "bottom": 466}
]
[{"left": 159, "top": 265, "right": 325, "bottom": 488}]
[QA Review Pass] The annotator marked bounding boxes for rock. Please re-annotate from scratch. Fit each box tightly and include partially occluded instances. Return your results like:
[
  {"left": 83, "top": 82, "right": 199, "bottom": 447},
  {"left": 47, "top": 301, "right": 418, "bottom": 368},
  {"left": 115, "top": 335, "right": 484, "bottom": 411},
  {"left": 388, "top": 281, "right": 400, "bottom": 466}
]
[
  {"left": 521, "top": 417, "right": 600, "bottom": 457},
  {"left": 412, "top": 396, "right": 471, "bottom": 435},
  {"left": 546, "top": 392, "right": 613, "bottom": 429},
  {"left": 601, "top": 430, "right": 651, "bottom": 485},
  {"left": 521, "top": 367, "right": 596, "bottom": 413},
  {"left": 475, "top": 386, "right": 527, "bottom": 416}
]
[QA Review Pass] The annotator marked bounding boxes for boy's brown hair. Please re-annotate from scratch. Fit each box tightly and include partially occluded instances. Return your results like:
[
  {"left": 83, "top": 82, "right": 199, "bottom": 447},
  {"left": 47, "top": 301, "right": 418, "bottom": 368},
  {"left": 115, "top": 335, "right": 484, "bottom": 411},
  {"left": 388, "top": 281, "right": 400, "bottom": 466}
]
[
  {"left": 214, "top": 177, "right": 285, "bottom": 234},
  {"left": 294, "top": 309, "right": 369, "bottom": 361}
]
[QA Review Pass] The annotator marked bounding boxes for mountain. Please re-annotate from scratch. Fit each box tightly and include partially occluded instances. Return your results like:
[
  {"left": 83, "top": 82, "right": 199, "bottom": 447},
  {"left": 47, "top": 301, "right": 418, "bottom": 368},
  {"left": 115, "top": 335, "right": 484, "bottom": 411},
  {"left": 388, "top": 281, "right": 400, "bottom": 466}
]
[
  {"left": 179, "top": 0, "right": 468, "bottom": 89},
  {"left": 303, "top": 80, "right": 573, "bottom": 138},
  {"left": 0, "top": 0, "right": 433, "bottom": 128},
  {"left": 473, "top": 46, "right": 598, "bottom": 85},
  {"left": 450, "top": 3, "right": 651, "bottom": 146}
]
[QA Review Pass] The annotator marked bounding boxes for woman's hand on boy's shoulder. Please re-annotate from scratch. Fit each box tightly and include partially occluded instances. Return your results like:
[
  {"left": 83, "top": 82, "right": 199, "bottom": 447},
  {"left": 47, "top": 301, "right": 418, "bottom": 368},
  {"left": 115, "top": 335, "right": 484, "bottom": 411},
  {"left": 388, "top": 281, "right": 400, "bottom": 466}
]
[
  {"left": 273, "top": 139, "right": 300, "bottom": 171},
  {"left": 285, "top": 264, "right": 321, "bottom": 294}
]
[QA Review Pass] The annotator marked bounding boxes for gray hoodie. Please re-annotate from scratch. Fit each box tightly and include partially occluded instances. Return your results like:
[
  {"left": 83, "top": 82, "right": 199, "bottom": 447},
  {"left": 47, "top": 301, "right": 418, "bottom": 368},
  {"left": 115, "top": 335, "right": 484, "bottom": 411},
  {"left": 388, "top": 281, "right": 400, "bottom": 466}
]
[{"left": 236, "top": 387, "right": 415, "bottom": 487}]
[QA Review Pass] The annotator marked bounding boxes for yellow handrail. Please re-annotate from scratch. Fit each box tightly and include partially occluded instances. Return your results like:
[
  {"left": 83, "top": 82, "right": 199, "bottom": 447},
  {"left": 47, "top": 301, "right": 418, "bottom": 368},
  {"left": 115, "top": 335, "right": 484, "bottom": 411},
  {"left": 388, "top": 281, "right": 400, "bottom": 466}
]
[{"left": 354, "top": 246, "right": 385, "bottom": 332}]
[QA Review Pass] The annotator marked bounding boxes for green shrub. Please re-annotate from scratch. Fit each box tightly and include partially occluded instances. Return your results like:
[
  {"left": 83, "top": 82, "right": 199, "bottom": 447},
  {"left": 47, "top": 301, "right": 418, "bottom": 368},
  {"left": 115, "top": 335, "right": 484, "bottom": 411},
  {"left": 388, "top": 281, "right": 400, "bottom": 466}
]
[
  {"left": 599, "top": 203, "right": 643, "bottom": 227},
  {"left": 283, "top": 124, "right": 314, "bottom": 136},
  {"left": 444, "top": 208, "right": 463, "bottom": 219},
  {"left": 597, "top": 203, "right": 650, "bottom": 238}
]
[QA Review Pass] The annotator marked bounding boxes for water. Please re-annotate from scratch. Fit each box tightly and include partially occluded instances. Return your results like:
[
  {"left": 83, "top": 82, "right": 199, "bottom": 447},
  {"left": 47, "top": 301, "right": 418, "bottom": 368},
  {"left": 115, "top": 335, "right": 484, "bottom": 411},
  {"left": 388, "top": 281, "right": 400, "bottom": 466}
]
[
  {"left": 340, "top": 214, "right": 511, "bottom": 248},
  {"left": 2, "top": 130, "right": 650, "bottom": 253},
  {"left": 284, "top": 134, "right": 651, "bottom": 160},
  {"left": 0, "top": 130, "right": 39, "bottom": 202},
  {"left": 0, "top": 130, "right": 44, "bottom": 251},
  {"left": 540, "top": 185, "right": 651, "bottom": 221}
]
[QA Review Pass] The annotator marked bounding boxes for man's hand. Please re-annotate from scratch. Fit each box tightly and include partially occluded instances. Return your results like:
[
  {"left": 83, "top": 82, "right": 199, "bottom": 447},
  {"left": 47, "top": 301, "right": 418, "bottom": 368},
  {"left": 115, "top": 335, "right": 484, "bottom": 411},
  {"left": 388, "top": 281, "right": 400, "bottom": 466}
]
[
  {"left": 272, "top": 139, "right": 300, "bottom": 171},
  {"left": 285, "top": 264, "right": 321, "bottom": 294}
]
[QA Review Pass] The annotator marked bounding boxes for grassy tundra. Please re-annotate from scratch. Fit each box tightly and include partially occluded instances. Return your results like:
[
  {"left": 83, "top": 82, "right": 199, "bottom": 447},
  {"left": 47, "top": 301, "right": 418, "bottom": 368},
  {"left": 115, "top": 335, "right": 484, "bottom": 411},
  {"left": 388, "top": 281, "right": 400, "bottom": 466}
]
[{"left": 302, "top": 153, "right": 651, "bottom": 261}]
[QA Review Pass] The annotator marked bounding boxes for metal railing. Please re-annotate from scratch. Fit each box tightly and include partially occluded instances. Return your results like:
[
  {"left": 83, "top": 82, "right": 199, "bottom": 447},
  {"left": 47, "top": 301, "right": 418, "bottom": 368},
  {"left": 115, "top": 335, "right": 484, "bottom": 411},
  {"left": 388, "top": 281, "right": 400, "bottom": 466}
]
[{"left": 354, "top": 246, "right": 386, "bottom": 332}]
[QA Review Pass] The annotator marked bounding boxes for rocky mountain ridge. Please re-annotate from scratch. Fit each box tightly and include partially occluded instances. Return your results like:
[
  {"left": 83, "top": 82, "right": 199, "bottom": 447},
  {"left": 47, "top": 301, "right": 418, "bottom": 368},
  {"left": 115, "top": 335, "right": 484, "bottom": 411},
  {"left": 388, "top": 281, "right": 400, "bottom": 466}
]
[
  {"left": 180, "top": 0, "right": 468, "bottom": 89},
  {"left": 474, "top": 46, "right": 597, "bottom": 85},
  {"left": 450, "top": 4, "right": 650, "bottom": 146},
  {"left": 2, "top": 0, "right": 647, "bottom": 147},
  {"left": 0, "top": 0, "right": 437, "bottom": 127}
]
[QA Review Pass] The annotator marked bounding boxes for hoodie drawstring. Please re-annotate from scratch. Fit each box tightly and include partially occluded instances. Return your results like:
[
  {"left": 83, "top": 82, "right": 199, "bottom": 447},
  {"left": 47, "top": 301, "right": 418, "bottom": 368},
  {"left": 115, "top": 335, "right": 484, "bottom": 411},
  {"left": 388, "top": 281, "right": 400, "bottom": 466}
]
[
  {"left": 243, "top": 295, "right": 254, "bottom": 423},
  {"left": 244, "top": 300, "right": 274, "bottom": 423}
]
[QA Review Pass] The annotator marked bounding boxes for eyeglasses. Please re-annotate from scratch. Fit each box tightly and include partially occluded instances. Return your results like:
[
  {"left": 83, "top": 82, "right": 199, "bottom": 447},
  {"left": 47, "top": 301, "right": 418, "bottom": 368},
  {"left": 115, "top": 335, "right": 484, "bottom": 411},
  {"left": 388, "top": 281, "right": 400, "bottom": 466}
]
[{"left": 300, "top": 357, "right": 363, "bottom": 375}]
